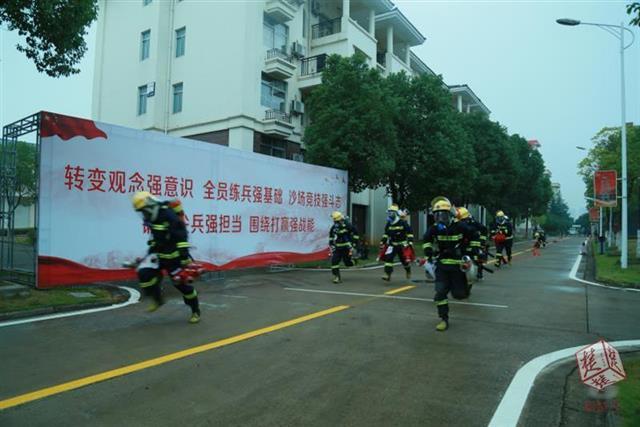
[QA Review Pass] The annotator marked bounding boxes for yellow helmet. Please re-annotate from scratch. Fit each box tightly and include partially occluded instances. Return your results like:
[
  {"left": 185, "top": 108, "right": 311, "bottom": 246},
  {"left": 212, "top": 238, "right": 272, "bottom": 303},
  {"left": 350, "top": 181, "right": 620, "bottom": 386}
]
[
  {"left": 388, "top": 204, "right": 399, "bottom": 213},
  {"left": 132, "top": 191, "right": 153, "bottom": 211},
  {"left": 432, "top": 198, "right": 452, "bottom": 213},
  {"left": 457, "top": 207, "right": 470, "bottom": 220},
  {"left": 496, "top": 210, "right": 505, "bottom": 217},
  {"left": 331, "top": 211, "right": 343, "bottom": 221}
]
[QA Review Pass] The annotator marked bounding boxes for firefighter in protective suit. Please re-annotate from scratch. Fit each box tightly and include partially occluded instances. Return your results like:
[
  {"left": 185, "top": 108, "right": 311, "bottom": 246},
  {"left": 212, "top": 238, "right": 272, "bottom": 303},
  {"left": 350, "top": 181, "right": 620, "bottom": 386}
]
[
  {"left": 380, "top": 204, "right": 414, "bottom": 282},
  {"left": 329, "top": 211, "right": 360, "bottom": 283},
  {"left": 423, "top": 197, "right": 476, "bottom": 331},
  {"left": 132, "top": 191, "right": 201, "bottom": 324},
  {"left": 491, "top": 210, "right": 514, "bottom": 267},
  {"left": 456, "top": 207, "right": 487, "bottom": 280}
]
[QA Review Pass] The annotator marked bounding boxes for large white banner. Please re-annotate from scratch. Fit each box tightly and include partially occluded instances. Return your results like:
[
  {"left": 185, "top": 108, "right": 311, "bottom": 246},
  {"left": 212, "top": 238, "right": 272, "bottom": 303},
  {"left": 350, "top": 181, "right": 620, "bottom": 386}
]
[{"left": 37, "top": 112, "right": 347, "bottom": 287}]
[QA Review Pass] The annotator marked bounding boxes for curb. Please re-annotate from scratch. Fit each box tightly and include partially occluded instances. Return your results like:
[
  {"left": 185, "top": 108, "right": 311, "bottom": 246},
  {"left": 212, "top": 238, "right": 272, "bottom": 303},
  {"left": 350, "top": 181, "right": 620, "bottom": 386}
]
[
  {"left": 0, "top": 293, "right": 128, "bottom": 322},
  {"left": 0, "top": 286, "right": 140, "bottom": 328}
]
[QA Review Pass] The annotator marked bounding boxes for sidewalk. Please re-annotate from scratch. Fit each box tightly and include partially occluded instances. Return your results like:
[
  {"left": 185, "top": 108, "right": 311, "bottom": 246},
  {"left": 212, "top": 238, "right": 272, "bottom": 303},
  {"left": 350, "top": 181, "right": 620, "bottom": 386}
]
[{"left": 518, "top": 351, "right": 639, "bottom": 427}]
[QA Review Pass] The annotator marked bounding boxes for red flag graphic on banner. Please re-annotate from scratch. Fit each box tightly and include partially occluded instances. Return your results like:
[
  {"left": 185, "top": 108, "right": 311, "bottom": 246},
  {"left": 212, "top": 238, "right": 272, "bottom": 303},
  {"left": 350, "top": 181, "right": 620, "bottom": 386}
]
[{"left": 40, "top": 111, "right": 107, "bottom": 141}]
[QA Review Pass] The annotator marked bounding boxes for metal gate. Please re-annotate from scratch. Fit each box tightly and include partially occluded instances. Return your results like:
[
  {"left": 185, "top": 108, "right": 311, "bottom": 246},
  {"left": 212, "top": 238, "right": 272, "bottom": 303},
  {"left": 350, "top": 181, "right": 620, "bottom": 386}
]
[{"left": 0, "top": 113, "right": 40, "bottom": 286}]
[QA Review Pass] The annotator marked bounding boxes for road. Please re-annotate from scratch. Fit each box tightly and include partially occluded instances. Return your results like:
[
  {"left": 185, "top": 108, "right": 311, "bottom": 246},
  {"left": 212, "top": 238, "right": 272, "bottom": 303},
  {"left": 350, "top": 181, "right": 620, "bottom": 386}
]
[{"left": 0, "top": 237, "right": 638, "bottom": 426}]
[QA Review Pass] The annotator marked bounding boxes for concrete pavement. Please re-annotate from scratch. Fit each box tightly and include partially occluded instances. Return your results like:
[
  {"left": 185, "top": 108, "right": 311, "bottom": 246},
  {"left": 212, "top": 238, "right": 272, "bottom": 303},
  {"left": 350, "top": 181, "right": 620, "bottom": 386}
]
[{"left": 0, "top": 237, "right": 638, "bottom": 426}]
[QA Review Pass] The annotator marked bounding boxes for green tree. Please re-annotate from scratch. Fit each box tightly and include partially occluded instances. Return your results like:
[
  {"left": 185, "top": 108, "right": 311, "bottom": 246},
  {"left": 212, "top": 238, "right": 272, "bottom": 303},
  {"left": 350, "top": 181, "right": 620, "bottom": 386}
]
[
  {"left": 577, "top": 125, "right": 640, "bottom": 232},
  {"left": 508, "top": 134, "right": 553, "bottom": 223},
  {"left": 575, "top": 212, "right": 591, "bottom": 234},
  {"left": 538, "top": 190, "right": 574, "bottom": 235},
  {"left": 304, "top": 54, "right": 396, "bottom": 193},
  {"left": 383, "top": 72, "right": 476, "bottom": 210},
  {"left": 1, "top": 0, "right": 98, "bottom": 77},
  {"left": 628, "top": 2, "right": 640, "bottom": 27},
  {"left": 1, "top": 141, "right": 37, "bottom": 214},
  {"left": 459, "top": 113, "right": 517, "bottom": 212}
]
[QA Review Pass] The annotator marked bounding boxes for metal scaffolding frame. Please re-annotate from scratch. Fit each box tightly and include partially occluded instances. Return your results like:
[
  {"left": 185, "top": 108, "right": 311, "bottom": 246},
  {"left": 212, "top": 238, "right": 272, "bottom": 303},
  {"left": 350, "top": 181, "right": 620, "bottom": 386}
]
[{"left": 1, "top": 112, "right": 40, "bottom": 286}]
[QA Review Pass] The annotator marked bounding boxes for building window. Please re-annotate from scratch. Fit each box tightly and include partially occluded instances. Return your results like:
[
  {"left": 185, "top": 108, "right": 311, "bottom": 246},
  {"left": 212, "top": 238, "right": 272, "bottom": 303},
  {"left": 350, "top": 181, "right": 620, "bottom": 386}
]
[
  {"left": 143, "top": 0, "right": 152, "bottom": 5},
  {"left": 173, "top": 83, "right": 183, "bottom": 113},
  {"left": 137, "top": 85, "right": 148, "bottom": 115},
  {"left": 263, "top": 15, "right": 288, "bottom": 52},
  {"left": 260, "top": 74, "right": 287, "bottom": 111},
  {"left": 175, "top": 27, "right": 186, "bottom": 57},
  {"left": 259, "top": 136, "right": 286, "bottom": 159},
  {"left": 140, "top": 30, "right": 150, "bottom": 60}
]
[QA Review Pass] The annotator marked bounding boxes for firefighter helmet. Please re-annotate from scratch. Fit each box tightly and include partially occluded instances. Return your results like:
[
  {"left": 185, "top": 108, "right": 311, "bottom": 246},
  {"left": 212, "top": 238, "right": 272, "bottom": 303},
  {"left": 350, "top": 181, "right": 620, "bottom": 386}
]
[
  {"left": 388, "top": 204, "right": 399, "bottom": 213},
  {"left": 331, "top": 211, "right": 344, "bottom": 222},
  {"left": 456, "top": 207, "right": 470, "bottom": 220},
  {"left": 432, "top": 197, "right": 452, "bottom": 212},
  {"left": 132, "top": 191, "right": 154, "bottom": 211},
  {"left": 496, "top": 210, "right": 505, "bottom": 217}
]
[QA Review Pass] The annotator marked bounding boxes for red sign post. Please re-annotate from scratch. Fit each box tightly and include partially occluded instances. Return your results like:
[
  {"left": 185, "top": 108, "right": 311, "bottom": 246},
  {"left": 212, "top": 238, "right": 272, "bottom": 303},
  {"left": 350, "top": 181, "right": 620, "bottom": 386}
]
[
  {"left": 594, "top": 170, "right": 618, "bottom": 207},
  {"left": 589, "top": 208, "right": 600, "bottom": 222}
]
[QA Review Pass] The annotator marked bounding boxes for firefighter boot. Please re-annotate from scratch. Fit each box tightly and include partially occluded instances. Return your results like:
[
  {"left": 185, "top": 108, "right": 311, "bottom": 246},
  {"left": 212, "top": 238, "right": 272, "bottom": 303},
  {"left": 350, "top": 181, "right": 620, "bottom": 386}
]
[
  {"left": 436, "top": 320, "right": 449, "bottom": 331},
  {"left": 405, "top": 266, "right": 412, "bottom": 281},
  {"left": 189, "top": 311, "right": 201, "bottom": 324}
]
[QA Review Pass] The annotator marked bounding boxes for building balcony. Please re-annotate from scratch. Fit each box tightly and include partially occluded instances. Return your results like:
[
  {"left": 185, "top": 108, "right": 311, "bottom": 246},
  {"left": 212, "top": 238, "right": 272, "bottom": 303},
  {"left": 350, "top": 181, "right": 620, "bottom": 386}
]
[
  {"left": 263, "top": 109, "right": 294, "bottom": 138},
  {"left": 310, "top": 17, "right": 377, "bottom": 67},
  {"left": 311, "top": 18, "right": 342, "bottom": 40},
  {"left": 298, "top": 54, "right": 327, "bottom": 89},
  {"left": 264, "top": 49, "right": 296, "bottom": 80},
  {"left": 264, "top": 0, "right": 298, "bottom": 23}
]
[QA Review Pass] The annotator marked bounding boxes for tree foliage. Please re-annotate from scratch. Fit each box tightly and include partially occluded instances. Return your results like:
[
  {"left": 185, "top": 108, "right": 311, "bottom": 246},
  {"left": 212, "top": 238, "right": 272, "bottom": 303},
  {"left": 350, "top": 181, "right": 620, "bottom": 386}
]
[
  {"left": 383, "top": 72, "right": 476, "bottom": 210},
  {"left": 1, "top": 141, "right": 37, "bottom": 213},
  {"left": 578, "top": 124, "right": 640, "bottom": 232},
  {"left": 0, "top": 0, "right": 98, "bottom": 77},
  {"left": 537, "top": 191, "right": 574, "bottom": 234},
  {"left": 305, "top": 53, "right": 554, "bottom": 223},
  {"left": 628, "top": 2, "right": 640, "bottom": 27},
  {"left": 304, "top": 54, "right": 396, "bottom": 193}
]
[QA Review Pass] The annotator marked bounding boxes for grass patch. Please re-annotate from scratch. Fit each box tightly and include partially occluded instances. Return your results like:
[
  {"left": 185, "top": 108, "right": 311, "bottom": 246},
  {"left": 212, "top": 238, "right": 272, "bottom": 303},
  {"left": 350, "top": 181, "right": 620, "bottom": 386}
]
[
  {"left": 0, "top": 287, "right": 116, "bottom": 314},
  {"left": 618, "top": 357, "right": 640, "bottom": 426},
  {"left": 593, "top": 241, "right": 640, "bottom": 288}
]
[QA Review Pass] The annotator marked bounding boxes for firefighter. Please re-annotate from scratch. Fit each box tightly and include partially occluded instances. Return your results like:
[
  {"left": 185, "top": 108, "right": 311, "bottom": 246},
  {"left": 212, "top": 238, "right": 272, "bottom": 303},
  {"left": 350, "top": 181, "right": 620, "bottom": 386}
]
[
  {"left": 131, "top": 191, "right": 201, "bottom": 324},
  {"left": 491, "top": 210, "right": 514, "bottom": 267},
  {"left": 329, "top": 211, "right": 360, "bottom": 283},
  {"left": 423, "top": 197, "right": 477, "bottom": 331},
  {"left": 456, "top": 207, "right": 487, "bottom": 280},
  {"left": 379, "top": 204, "right": 414, "bottom": 282}
]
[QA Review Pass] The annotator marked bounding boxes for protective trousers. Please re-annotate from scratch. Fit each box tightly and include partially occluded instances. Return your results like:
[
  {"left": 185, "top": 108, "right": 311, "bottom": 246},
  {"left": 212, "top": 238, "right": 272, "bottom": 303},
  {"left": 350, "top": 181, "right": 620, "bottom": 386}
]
[
  {"left": 331, "top": 247, "right": 354, "bottom": 279},
  {"left": 434, "top": 265, "right": 469, "bottom": 321},
  {"left": 383, "top": 245, "right": 411, "bottom": 276},
  {"left": 138, "top": 257, "right": 200, "bottom": 314},
  {"left": 505, "top": 239, "right": 513, "bottom": 262}
]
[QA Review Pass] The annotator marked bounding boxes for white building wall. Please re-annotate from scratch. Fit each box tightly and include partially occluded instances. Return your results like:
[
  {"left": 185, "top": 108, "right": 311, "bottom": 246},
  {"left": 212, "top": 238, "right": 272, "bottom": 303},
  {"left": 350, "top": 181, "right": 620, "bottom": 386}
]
[{"left": 92, "top": 0, "right": 433, "bottom": 244}]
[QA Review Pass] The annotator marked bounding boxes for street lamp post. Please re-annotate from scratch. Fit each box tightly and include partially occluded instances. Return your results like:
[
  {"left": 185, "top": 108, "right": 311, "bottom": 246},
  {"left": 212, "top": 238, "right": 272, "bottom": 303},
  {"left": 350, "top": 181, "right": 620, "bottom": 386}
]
[{"left": 557, "top": 18, "right": 635, "bottom": 269}]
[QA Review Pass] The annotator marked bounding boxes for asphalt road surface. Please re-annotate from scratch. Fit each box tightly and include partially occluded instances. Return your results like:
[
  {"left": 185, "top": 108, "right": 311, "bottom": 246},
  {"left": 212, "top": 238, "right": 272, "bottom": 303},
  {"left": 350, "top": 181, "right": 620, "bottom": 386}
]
[{"left": 1, "top": 237, "right": 638, "bottom": 426}]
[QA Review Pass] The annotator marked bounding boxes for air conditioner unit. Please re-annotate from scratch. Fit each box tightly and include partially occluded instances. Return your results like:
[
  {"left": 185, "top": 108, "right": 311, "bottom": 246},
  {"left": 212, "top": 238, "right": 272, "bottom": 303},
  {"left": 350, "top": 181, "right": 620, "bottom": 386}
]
[
  {"left": 291, "top": 42, "right": 306, "bottom": 59},
  {"left": 291, "top": 100, "right": 305, "bottom": 115}
]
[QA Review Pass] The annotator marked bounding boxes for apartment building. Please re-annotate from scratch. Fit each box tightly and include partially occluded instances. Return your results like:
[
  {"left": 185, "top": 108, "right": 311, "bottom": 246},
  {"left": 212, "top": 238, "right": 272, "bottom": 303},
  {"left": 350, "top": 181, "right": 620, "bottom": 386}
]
[{"left": 92, "top": 0, "right": 489, "bottom": 240}]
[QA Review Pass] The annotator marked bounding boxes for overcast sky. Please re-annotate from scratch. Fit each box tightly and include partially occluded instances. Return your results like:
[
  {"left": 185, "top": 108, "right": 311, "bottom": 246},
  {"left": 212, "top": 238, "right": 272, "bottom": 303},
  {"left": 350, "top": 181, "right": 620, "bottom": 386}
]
[{"left": 1, "top": 0, "right": 638, "bottom": 217}]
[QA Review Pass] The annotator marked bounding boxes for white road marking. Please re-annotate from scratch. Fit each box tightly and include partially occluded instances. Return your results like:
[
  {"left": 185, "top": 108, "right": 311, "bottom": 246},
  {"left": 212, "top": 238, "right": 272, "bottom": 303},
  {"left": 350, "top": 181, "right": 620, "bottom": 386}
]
[
  {"left": 489, "top": 249, "right": 640, "bottom": 426},
  {"left": 569, "top": 254, "right": 640, "bottom": 292},
  {"left": 0, "top": 286, "right": 141, "bottom": 329},
  {"left": 488, "top": 339, "right": 640, "bottom": 427},
  {"left": 284, "top": 287, "right": 508, "bottom": 308}
]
